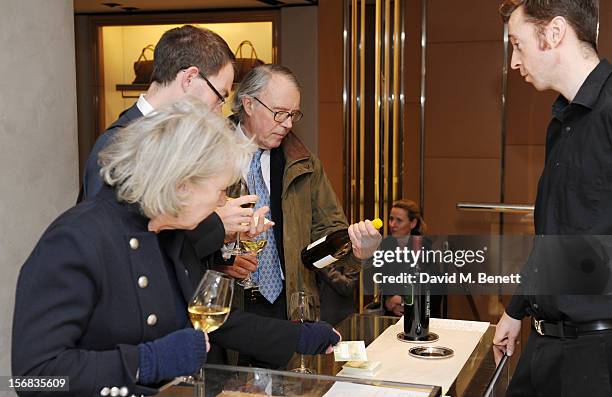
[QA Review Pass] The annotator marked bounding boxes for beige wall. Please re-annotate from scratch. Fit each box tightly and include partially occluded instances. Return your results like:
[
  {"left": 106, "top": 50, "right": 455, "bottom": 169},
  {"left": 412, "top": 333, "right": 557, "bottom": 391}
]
[{"left": 0, "top": 0, "right": 78, "bottom": 383}]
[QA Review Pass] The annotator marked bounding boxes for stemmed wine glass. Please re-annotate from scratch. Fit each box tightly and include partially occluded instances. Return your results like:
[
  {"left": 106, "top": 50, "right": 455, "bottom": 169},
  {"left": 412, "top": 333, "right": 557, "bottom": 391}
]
[
  {"left": 225, "top": 174, "right": 268, "bottom": 289},
  {"left": 188, "top": 270, "right": 234, "bottom": 333},
  {"left": 185, "top": 270, "right": 233, "bottom": 390},
  {"left": 225, "top": 178, "right": 252, "bottom": 257},
  {"left": 288, "top": 291, "right": 318, "bottom": 374}
]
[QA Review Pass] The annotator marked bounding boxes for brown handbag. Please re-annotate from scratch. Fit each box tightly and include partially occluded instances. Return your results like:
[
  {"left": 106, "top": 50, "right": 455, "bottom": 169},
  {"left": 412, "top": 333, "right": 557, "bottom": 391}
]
[
  {"left": 234, "top": 40, "right": 265, "bottom": 85},
  {"left": 132, "top": 45, "right": 155, "bottom": 84}
]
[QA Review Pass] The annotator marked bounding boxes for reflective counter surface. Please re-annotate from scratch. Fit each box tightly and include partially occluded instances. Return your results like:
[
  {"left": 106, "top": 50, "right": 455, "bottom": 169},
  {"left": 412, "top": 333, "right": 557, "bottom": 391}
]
[{"left": 159, "top": 314, "right": 516, "bottom": 397}]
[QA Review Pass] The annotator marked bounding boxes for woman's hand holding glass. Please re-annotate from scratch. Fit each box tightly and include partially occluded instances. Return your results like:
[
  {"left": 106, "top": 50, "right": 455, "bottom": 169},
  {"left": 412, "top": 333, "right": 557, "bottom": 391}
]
[{"left": 183, "top": 270, "right": 233, "bottom": 384}]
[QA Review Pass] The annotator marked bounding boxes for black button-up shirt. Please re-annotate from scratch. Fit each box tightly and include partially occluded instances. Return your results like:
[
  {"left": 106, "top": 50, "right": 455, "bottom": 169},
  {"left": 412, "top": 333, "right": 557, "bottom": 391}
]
[
  {"left": 536, "top": 59, "right": 612, "bottom": 235},
  {"left": 508, "top": 59, "right": 612, "bottom": 321}
]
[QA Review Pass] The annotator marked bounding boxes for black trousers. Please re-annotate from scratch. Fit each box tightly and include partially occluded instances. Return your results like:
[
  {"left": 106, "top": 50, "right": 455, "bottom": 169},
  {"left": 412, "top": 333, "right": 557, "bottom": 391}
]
[
  {"left": 507, "top": 329, "right": 612, "bottom": 397},
  {"left": 243, "top": 287, "right": 288, "bottom": 320},
  {"left": 238, "top": 288, "right": 289, "bottom": 368}
]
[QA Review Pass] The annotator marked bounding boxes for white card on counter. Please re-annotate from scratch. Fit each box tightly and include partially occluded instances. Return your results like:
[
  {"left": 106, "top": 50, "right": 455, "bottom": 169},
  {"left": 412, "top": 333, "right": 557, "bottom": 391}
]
[{"left": 333, "top": 341, "right": 367, "bottom": 362}]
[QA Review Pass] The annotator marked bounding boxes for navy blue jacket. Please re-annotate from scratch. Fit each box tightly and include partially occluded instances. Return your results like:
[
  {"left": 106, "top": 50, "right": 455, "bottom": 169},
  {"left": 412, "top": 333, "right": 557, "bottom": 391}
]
[
  {"left": 81, "top": 104, "right": 143, "bottom": 200},
  {"left": 12, "top": 185, "right": 301, "bottom": 396},
  {"left": 80, "top": 103, "right": 224, "bottom": 264}
]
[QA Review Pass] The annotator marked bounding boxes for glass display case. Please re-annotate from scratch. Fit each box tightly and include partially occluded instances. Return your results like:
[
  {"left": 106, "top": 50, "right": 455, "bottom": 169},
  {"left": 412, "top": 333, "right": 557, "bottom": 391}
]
[
  {"left": 159, "top": 314, "right": 515, "bottom": 397},
  {"left": 162, "top": 364, "right": 442, "bottom": 397}
]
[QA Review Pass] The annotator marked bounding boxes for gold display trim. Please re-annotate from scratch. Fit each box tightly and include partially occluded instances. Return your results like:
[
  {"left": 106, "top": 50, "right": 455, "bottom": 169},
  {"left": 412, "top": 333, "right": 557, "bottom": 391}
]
[{"left": 344, "top": 0, "right": 405, "bottom": 313}]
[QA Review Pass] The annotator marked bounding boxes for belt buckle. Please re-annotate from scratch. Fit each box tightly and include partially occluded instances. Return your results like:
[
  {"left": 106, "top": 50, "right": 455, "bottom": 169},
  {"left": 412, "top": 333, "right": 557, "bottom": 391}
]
[
  {"left": 534, "top": 319, "right": 544, "bottom": 336},
  {"left": 247, "top": 287, "right": 260, "bottom": 303}
]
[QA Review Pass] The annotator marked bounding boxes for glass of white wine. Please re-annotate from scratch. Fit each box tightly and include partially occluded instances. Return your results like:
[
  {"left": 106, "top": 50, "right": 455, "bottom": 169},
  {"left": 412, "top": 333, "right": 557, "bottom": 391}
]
[
  {"left": 225, "top": 178, "right": 252, "bottom": 257},
  {"left": 226, "top": 174, "right": 268, "bottom": 289},
  {"left": 188, "top": 270, "right": 234, "bottom": 333},
  {"left": 289, "top": 291, "right": 318, "bottom": 374},
  {"left": 240, "top": 172, "right": 268, "bottom": 255}
]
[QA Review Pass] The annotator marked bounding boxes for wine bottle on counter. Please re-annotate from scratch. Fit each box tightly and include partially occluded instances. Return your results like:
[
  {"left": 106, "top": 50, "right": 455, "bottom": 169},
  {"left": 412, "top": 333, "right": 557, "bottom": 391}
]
[
  {"left": 399, "top": 235, "right": 438, "bottom": 342},
  {"left": 403, "top": 283, "right": 432, "bottom": 340},
  {"left": 301, "top": 218, "right": 383, "bottom": 270}
]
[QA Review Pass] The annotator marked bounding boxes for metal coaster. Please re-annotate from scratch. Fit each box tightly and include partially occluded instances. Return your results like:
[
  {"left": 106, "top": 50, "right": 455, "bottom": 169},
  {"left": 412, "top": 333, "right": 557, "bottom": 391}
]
[
  {"left": 408, "top": 346, "right": 454, "bottom": 359},
  {"left": 396, "top": 331, "right": 439, "bottom": 343}
]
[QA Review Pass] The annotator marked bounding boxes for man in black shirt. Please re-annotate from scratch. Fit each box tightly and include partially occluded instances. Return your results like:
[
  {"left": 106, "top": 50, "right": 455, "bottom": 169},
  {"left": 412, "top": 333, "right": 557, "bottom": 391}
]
[{"left": 495, "top": 1, "right": 612, "bottom": 396}]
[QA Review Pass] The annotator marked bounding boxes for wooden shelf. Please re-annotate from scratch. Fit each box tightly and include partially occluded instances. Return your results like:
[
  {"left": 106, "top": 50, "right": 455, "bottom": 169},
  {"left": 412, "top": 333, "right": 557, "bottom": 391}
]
[
  {"left": 116, "top": 83, "right": 149, "bottom": 98},
  {"left": 116, "top": 83, "right": 149, "bottom": 91}
]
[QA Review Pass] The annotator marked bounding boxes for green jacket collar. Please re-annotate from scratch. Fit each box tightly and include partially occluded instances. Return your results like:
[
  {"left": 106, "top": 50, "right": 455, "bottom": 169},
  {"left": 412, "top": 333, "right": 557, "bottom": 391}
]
[{"left": 281, "top": 133, "right": 313, "bottom": 195}]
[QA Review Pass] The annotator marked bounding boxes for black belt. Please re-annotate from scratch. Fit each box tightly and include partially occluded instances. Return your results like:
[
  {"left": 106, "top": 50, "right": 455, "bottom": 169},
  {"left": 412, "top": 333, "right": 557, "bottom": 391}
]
[{"left": 533, "top": 318, "right": 612, "bottom": 338}]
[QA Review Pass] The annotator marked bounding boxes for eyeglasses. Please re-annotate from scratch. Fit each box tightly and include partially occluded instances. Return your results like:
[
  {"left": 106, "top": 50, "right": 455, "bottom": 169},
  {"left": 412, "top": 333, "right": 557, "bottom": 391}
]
[
  {"left": 198, "top": 72, "right": 225, "bottom": 105},
  {"left": 253, "top": 97, "right": 303, "bottom": 124},
  {"left": 181, "top": 66, "right": 226, "bottom": 105}
]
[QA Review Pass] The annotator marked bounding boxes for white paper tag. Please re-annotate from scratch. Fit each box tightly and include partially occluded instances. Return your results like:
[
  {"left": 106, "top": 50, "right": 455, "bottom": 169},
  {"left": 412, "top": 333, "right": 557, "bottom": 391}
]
[
  {"left": 307, "top": 235, "right": 327, "bottom": 250},
  {"left": 313, "top": 255, "right": 339, "bottom": 269}
]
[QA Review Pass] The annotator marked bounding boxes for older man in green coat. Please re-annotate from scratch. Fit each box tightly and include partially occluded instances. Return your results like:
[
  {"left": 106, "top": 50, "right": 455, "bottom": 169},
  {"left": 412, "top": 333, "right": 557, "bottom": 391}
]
[{"left": 220, "top": 64, "right": 381, "bottom": 328}]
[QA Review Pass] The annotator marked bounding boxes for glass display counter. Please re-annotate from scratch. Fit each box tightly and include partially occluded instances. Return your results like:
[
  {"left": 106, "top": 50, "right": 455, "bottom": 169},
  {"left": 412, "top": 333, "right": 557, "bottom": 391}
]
[
  {"left": 161, "top": 364, "right": 442, "bottom": 397},
  {"left": 159, "top": 314, "right": 515, "bottom": 397}
]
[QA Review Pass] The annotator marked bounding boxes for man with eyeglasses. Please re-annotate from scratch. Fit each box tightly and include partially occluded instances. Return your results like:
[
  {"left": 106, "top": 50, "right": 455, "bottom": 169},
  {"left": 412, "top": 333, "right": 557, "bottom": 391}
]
[
  {"left": 73, "top": 26, "right": 345, "bottom": 370},
  {"left": 80, "top": 25, "right": 262, "bottom": 293},
  {"left": 228, "top": 65, "right": 381, "bottom": 353},
  {"left": 81, "top": 25, "right": 232, "bottom": 200}
]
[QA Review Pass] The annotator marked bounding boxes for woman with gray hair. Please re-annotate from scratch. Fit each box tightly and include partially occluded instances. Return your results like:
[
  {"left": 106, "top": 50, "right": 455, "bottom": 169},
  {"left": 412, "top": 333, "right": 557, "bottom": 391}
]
[{"left": 12, "top": 98, "right": 341, "bottom": 397}]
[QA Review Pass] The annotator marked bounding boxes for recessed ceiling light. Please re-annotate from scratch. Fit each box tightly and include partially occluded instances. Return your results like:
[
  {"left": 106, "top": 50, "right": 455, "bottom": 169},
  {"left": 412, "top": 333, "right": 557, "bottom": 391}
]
[
  {"left": 121, "top": 6, "right": 139, "bottom": 11},
  {"left": 102, "top": 2, "right": 121, "bottom": 7}
]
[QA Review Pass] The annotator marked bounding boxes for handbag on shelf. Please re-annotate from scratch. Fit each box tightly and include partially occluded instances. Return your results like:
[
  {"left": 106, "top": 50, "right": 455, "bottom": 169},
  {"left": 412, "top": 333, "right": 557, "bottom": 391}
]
[
  {"left": 234, "top": 40, "right": 265, "bottom": 85},
  {"left": 132, "top": 44, "right": 155, "bottom": 84}
]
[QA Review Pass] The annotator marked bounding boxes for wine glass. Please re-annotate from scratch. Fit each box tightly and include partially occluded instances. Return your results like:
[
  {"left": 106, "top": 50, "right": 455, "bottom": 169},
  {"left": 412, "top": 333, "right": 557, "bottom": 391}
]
[
  {"left": 288, "top": 291, "right": 317, "bottom": 374},
  {"left": 225, "top": 178, "right": 252, "bottom": 256},
  {"left": 226, "top": 174, "right": 268, "bottom": 289},
  {"left": 188, "top": 270, "right": 234, "bottom": 333}
]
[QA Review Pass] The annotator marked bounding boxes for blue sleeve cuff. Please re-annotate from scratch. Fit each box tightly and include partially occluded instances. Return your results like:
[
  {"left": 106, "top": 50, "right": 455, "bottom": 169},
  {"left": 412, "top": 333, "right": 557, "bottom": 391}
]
[
  {"left": 297, "top": 322, "right": 340, "bottom": 355},
  {"left": 137, "top": 329, "right": 207, "bottom": 385}
]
